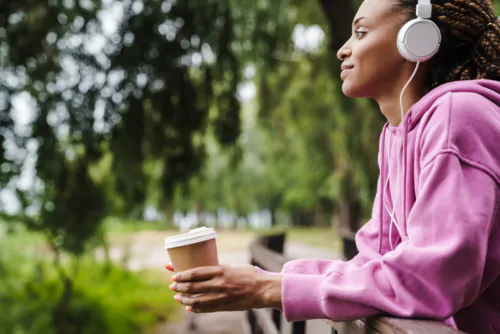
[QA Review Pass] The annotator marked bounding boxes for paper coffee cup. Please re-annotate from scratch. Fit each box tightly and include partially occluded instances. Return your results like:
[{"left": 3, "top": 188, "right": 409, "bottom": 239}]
[{"left": 164, "top": 227, "right": 219, "bottom": 273}]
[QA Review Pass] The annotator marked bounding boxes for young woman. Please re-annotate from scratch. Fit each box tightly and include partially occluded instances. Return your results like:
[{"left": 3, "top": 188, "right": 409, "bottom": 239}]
[{"left": 166, "top": 0, "right": 500, "bottom": 332}]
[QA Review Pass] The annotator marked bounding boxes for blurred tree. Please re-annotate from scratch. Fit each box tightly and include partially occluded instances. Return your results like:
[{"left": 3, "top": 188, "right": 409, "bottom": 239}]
[
  {"left": 0, "top": 0, "right": 246, "bottom": 247},
  {"left": 0, "top": 0, "right": 245, "bottom": 331},
  {"left": 170, "top": 0, "right": 384, "bottom": 231}
]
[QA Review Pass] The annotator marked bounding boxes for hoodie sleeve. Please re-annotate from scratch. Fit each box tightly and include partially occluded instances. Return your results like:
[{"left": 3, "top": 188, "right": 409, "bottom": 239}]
[
  {"left": 255, "top": 175, "right": 384, "bottom": 278},
  {"left": 281, "top": 152, "right": 500, "bottom": 322}
]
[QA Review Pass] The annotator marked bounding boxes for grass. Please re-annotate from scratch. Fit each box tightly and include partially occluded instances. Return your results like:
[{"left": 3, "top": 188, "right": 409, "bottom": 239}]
[
  {"left": 259, "top": 225, "right": 341, "bottom": 252},
  {"left": 286, "top": 227, "right": 341, "bottom": 251},
  {"left": 103, "top": 217, "right": 175, "bottom": 234},
  {"left": 0, "top": 222, "right": 50, "bottom": 262}
]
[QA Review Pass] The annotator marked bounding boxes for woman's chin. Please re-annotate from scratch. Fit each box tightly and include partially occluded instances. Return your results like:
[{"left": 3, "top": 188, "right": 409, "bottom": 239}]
[
  {"left": 341, "top": 81, "right": 366, "bottom": 98},
  {"left": 341, "top": 82, "right": 358, "bottom": 98}
]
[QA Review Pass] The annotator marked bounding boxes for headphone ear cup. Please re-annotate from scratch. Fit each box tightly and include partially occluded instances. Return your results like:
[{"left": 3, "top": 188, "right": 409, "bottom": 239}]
[{"left": 397, "top": 18, "right": 441, "bottom": 62}]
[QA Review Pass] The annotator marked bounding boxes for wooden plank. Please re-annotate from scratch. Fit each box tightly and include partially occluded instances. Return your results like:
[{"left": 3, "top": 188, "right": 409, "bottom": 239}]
[
  {"left": 291, "top": 320, "right": 306, "bottom": 334},
  {"left": 327, "top": 319, "right": 380, "bottom": 334},
  {"left": 272, "top": 309, "right": 281, "bottom": 332},
  {"left": 252, "top": 309, "right": 280, "bottom": 334},
  {"left": 247, "top": 309, "right": 263, "bottom": 334},
  {"left": 367, "top": 317, "right": 467, "bottom": 334},
  {"left": 327, "top": 317, "right": 466, "bottom": 334},
  {"left": 264, "top": 233, "right": 286, "bottom": 254},
  {"left": 250, "top": 242, "right": 288, "bottom": 272}
]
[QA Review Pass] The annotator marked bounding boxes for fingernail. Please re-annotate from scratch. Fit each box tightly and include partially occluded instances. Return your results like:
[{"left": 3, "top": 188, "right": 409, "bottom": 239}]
[
  {"left": 172, "top": 276, "right": 177, "bottom": 282},
  {"left": 174, "top": 295, "right": 180, "bottom": 302},
  {"left": 186, "top": 306, "right": 192, "bottom": 312},
  {"left": 169, "top": 283, "right": 176, "bottom": 291}
]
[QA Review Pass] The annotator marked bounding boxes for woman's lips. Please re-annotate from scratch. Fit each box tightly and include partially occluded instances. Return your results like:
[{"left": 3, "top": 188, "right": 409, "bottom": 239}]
[
  {"left": 341, "top": 68, "right": 353, "bottom": 80},
  {"left": 340, "top": 64, "right": 354, "bottom": 80}
]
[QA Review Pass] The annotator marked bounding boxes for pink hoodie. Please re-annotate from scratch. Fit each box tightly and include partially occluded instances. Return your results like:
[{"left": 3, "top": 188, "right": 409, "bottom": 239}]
[{"left": 258, "top": 79, "right": 500, "bottom": 334}]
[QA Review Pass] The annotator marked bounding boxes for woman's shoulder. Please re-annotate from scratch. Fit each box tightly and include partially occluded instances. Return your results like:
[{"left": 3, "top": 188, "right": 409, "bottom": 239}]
[
  {"left": 418, "top": 86, "right": 500, "bottom": 175},
  {"left": 430, "top": 89, "right": 500, "bottom": 144}
]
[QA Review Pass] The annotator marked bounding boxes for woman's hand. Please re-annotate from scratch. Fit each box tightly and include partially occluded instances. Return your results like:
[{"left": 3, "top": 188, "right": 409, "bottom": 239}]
[{"left": 165, "top": 263, "right": 283, "bottom": 313}]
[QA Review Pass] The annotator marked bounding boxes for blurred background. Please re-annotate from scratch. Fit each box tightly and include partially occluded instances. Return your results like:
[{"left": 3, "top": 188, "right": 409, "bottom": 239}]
[{"left": 1, "top": 0, "right": 499, "bottom": 333}]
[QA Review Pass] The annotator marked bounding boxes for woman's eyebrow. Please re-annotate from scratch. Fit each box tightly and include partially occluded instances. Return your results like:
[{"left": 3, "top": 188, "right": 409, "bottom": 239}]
[{"left": 352, "top": 16, "right": 366, "bottom": 26}]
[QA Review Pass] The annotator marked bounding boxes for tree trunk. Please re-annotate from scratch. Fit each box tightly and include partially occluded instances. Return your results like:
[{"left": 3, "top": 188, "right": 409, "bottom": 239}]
[
  {"left": 49, "top": 244, "right": 74, "bottom": 334},
  {"left": 195, "top": 200, "right": 203, "bottom": 226},
  {"left": 291, "top": 211, "right": 315, "bottom": 227},
  {"left": 315, "top": 204, "right": 329, "bottom": 227},
  {"left": 53, "top": 276, "right": 73, "bottom": 334},
  {"left": 317, "top": 0, "right": 357, "bottom": 61},
  {"left": 338, "top": 198, "right": 360, "bottom": 260},
  {"left": 164, "top": 200, "right": 174, "bottom": 228},
  {"left": 270, "top": 201, "right": 278, "bottom": 227}
]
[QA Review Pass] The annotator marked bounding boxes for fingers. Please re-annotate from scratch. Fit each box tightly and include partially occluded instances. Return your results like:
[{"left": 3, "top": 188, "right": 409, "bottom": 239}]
[
  {"left": 172, "top": 266, "right": 224, "bottom": 283},
  {"left": 165, "top": 261, "right": 174, "bottom": 272},
  {"left": 174, "top": 293, "right": 225, "bottom": 313},
  {"left": 170, "top": 279, "right": 222, "bottom": 295}
]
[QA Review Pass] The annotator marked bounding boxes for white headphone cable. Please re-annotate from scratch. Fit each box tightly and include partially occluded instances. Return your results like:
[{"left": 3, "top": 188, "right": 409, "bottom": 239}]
[{"left": 386, "top": 61, "right": 421, "bottom": 251}]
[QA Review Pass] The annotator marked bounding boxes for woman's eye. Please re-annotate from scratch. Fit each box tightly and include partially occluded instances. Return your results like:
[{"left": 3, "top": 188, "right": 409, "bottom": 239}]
[{"left": 355, "top": 31, "right": 367, "bottom": 39}]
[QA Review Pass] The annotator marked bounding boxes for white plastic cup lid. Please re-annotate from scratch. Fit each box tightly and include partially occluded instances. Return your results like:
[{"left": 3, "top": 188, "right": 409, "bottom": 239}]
[{"left": 164, "top": 226, "right": 217, "bottom": 249}]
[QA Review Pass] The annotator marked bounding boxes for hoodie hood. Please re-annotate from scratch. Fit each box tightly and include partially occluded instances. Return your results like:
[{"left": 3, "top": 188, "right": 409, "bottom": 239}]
[{"left": 398, "top": 79, "right": 500, "bottom": 133}]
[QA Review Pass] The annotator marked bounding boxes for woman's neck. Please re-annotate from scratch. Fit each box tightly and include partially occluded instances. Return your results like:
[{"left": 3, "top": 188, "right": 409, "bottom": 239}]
[
  {"left": 376, "top": 63, "right": 430, "bottom": 126},
  {"left": 376, "top": 80, "right": 430, "bottom": 126}
]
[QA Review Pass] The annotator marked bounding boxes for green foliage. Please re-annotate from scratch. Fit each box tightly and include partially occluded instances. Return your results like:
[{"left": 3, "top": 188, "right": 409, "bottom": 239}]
[{"left": 0, "top": 231, "right": 176, "bottom": 334}]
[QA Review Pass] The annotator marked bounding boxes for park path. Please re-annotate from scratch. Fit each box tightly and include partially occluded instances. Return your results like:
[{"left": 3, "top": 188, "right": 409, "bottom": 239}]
[{"left": 105, "top": 230, "right": 341, "bottom": 334}]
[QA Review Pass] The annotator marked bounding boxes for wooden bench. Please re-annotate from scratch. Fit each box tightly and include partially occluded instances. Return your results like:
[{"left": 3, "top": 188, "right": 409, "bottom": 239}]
[{"left": 246, "top": 232, "right": 465, "bottom": 334}]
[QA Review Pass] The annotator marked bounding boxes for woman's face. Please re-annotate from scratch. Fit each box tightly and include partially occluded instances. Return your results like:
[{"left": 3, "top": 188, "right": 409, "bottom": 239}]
[{"left": 337, "top": 0, "right": 410, "bottom": 99}]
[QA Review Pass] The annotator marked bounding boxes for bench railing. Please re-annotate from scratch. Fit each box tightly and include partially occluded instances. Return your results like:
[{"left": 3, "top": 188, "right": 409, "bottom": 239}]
[{"left": 247, "top": 232, "right": 465, "bottom": 334}]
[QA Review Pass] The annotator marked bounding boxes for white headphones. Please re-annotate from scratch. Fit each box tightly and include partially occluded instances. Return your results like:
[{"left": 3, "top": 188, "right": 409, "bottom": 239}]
[
  {"left": 397, "top": 0, "right": 441, "bottom": 62},
  {"left": 386, "top": 0, "right": 442, "bottom": 251}
]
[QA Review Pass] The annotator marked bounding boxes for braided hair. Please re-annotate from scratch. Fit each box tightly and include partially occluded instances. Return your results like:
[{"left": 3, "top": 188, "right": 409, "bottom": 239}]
[{"left": 391, "top": 0, "right": 500, "bottom": 88}]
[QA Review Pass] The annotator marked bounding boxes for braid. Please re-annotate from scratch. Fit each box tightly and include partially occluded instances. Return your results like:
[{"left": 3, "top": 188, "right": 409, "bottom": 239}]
[{"left": 392, "top": 0, "right": 500, "bottom": 88}]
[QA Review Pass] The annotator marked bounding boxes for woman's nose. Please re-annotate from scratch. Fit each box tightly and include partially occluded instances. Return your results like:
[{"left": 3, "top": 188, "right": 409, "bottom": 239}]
[{"left": 337, "top": 40, "right": 352, "bottom": 61}]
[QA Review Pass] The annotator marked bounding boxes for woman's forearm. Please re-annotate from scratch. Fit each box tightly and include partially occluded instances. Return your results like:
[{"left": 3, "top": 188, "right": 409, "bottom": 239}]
[{"left": 258, "top": 275, "right": 283, "bottom": 310}]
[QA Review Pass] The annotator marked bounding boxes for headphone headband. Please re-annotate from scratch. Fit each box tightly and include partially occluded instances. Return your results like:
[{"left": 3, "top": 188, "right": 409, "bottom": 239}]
[{"left": 416, "top": 0, "right": 432, "bottom": 19}]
